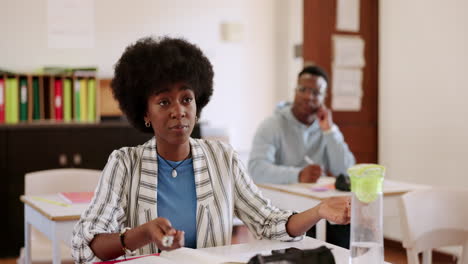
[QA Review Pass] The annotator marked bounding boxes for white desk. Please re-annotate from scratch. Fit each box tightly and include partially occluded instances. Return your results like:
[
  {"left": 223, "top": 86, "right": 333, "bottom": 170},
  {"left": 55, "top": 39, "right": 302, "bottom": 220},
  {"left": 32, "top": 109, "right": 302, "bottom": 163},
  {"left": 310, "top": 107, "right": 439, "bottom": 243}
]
[
  {"left": 21, "top": 194, "right": 88, "bottom": 264},
  {"left": 120, "top": 237, "right": 370, "bottom": 264},
  {"left": 199, "top": 237, "right": 350, "bottom": 263},
  {"left": 257, "top": 177, "right": 430, "bottom": 241}
]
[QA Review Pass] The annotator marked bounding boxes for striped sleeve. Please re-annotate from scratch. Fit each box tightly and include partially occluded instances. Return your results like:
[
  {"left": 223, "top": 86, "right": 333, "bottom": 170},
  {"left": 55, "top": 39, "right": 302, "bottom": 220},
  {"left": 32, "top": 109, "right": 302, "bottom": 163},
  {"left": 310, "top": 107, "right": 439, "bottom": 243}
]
[
  {"left": 231, "top": 146, "right": 304, "bottom": 242},
  {"left": 71, "top": 150, "right": 130, "bottom": 263}
]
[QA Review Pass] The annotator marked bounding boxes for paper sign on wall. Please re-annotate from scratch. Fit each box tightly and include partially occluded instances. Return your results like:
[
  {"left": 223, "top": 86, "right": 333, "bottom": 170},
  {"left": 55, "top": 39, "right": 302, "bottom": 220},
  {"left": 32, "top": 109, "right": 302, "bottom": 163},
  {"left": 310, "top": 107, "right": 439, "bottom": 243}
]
[
  {"left": 332, "top": 35, "right": 365, "bottom": 111},
  {"left": 333, "top": 35, "right": 365, "bottom": 68},
  {"left": 336, "top": 0, "right": 360, "bottom": 32},
  {"left": 331, "top": 68, "right": 363, "bottom": 111}
]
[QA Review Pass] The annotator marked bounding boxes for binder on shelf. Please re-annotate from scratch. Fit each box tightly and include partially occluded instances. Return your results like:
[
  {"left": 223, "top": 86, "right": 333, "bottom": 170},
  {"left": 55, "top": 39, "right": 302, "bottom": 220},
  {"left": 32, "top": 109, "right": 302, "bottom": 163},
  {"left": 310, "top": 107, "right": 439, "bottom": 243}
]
[
  {"left": 87, "top": 78, "right": 96, "bottom": 122},
  {"left": 74, "top": 78, "right": 81, "bottom": 122},
  {"left": 73, "top": 68, "right": 97, "bottom": 78},
  {"left": 63, "top": 78, "right": 72, "bottom": 122},
  {"left": 39, "top": 75, "right": 45, "bottom": 120},
  {"left": 80, "top": 79, "right": 88, "bottom": 122},
  {"left": 40, "top": 66, "right": 97, "bottom": 76},
  {"left": 0, "top": 77, "right": 5, "bottom": 123},
  {"left": 54, "top": 79, "right": 63, "bottom": 121},
  {"left": 19, "top": 78, "right": 28, "bottom": 121},
  {"left": 26, "top": 75, "right": 33, "bottom": 122},
  {"left": 32, "top": 77, "right": 41, "bottom": 120},
  {"left": 0, "top": 71, "right": 100, "bottom": 125},
  {"left": 5, "top": 77, "right": 19, "bottom": 124}
]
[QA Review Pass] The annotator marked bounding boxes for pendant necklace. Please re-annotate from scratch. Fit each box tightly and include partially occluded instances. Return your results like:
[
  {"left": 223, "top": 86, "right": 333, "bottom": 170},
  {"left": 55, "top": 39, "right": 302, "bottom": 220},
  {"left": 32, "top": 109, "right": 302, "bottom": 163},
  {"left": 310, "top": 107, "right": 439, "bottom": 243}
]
[{"left": 157, "top": 150, "right": 191, "bottom": 178}]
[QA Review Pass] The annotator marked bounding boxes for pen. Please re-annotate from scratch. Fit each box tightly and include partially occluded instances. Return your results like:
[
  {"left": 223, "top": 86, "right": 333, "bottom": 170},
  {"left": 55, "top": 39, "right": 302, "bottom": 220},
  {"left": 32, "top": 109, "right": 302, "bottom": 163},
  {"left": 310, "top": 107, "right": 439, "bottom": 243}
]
[
  {"left": 305, "top": 156, "right": 327, "bottom": 177},
  {"left": 31, "top": 196, "right": 71, "bottom": 207},
  {"left": 304, "top": 156, "right": 315, "bottom": 165}
]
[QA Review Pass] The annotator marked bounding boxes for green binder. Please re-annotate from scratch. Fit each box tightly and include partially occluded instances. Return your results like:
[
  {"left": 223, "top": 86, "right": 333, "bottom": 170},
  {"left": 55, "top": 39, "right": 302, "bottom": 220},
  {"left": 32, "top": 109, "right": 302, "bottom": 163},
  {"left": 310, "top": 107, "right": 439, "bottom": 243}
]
[
  {"left": 19, "top": 78, "right": 28, "bottom": 121},
  {"left": 33, "top": 78, "right": 40, "bottom": 120},
  {"left": 63, "top": 79, "right": 72, "bottom": 121},
  {"left": 74, "top": 79, "right": 81, "bottom": 121},
  {"left": 80, "top": 79, "right": 87, "bottom": 122},
  {"left": 6, "top": 78, "right": 19, "bottom": 124},
  {"left": 87, "top": 79, "right": 96, "bottom": 122}
]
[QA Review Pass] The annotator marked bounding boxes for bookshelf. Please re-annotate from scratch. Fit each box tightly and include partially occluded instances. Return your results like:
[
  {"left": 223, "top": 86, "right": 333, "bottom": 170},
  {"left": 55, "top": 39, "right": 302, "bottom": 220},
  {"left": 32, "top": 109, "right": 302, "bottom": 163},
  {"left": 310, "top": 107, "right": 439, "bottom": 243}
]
[{"left": 0, "top": 73, "right": 99, "bottom": 124}]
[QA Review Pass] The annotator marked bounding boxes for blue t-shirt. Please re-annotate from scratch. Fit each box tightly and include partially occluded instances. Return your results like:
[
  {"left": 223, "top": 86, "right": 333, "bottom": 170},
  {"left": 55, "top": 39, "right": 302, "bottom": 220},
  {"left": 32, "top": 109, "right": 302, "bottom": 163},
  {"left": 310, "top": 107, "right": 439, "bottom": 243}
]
[{"left": 157, "top": 156, "right": 197, "bottom": 248}]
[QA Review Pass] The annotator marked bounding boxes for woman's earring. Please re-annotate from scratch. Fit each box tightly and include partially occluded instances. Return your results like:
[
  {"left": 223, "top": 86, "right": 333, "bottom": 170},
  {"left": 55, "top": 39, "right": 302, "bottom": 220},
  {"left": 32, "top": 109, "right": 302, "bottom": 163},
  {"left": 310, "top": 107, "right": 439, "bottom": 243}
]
[
  {"left": 145, "top": 121, "right": 151, "bottom": 127},
  {"left": 195, "top": 116, "right": 198, "bottom": 123}
]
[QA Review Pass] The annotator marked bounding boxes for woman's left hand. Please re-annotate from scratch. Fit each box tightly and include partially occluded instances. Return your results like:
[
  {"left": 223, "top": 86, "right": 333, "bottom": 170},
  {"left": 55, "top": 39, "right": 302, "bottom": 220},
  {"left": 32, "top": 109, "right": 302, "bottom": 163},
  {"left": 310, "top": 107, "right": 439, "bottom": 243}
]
[{"left": 317, "top": 196, "right": 351, "bottom": 224}]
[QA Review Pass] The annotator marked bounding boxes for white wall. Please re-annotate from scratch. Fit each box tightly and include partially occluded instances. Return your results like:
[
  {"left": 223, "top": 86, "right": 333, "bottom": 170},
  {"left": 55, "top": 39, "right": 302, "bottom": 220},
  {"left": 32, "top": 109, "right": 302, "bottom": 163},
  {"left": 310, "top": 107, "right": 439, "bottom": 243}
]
[
  {"left": 0, "top": 0, "right": 307, "bottom": 154},
  {"left": 379, "top": 0, "right": 468, "bottom": 187},
  {"left": 274, "top": 0, "right": 303, "bottom": 104}
]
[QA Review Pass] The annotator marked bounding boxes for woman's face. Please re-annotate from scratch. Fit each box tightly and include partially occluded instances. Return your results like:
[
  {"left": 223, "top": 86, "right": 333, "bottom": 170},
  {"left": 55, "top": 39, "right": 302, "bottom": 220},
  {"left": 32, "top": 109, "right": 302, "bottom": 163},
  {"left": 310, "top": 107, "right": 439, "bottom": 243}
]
[{"left": 145, "top": 82, "right": 197, "bottom": 146}]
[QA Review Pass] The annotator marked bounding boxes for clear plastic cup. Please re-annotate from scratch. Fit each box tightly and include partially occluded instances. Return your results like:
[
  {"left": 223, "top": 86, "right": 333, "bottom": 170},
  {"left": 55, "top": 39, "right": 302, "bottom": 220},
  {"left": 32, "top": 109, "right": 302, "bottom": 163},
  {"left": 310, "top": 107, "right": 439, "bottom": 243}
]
[{"left": 348, "top": 164, "right": 385, "bottom": 264}]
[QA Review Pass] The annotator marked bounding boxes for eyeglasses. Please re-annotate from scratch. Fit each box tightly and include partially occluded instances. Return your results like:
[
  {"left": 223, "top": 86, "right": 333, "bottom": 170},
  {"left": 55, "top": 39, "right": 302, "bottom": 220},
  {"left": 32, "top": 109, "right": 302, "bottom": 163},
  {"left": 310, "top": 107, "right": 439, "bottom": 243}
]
[{"left": 296, "top": 86, "right": 325, "bottom": 97}]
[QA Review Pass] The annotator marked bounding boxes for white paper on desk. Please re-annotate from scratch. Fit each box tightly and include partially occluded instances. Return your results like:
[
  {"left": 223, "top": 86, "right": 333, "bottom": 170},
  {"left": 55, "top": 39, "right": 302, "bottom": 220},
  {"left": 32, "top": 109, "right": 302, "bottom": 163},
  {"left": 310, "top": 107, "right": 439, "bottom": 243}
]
[
  {"left": 336, "top": 0, "right": 360, "bottom": 32},
  {"left": 124, "top": 255, "right": 173, "bottom": 264},
  {"left": 333, "top": 35, "right": 365, "bottom": 67},
  {"left": 156, "top": 247, "right": 236, "bottom": 264},
  {"left": 47, "top": 0, "right": 95, "bottom": 48}
]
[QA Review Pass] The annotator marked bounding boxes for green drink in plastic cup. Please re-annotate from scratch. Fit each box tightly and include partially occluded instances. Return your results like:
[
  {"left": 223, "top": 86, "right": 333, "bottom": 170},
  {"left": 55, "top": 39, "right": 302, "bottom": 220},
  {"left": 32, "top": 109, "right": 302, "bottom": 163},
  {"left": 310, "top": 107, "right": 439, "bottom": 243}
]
[{"left": 348, "top": 164, "right": 385, "bottom": 203}]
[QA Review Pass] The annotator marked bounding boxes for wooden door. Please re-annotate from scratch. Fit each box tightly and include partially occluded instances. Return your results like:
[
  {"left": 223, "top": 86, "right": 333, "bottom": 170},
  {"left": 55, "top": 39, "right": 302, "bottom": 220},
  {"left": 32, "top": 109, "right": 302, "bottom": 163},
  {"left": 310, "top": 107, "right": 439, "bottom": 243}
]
[{"left": 303, "top": 0, "right": 379, "bottom": 163}]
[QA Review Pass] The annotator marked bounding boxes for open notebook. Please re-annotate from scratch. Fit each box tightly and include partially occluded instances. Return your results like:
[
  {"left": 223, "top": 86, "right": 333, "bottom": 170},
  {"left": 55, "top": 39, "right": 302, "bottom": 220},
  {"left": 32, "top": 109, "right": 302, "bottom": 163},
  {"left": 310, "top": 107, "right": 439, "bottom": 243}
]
[{"left": 118, "top": 248, "right": 243, "bottom": 264}]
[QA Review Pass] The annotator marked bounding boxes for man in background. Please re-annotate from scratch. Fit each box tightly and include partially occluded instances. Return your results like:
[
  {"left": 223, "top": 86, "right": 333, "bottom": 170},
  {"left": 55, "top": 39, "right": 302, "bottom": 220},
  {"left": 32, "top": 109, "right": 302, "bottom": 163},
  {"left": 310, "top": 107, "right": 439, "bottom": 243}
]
[{"left": 248, "top": 65, "right": 355, "bottom": 248}]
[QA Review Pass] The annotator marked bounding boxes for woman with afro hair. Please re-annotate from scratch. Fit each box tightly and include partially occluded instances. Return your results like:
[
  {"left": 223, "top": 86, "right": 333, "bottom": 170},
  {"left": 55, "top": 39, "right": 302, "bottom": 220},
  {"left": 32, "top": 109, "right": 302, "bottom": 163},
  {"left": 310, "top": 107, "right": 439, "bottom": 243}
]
[{"left": 71, "top": 36, "right": 351, "bottom": 263}]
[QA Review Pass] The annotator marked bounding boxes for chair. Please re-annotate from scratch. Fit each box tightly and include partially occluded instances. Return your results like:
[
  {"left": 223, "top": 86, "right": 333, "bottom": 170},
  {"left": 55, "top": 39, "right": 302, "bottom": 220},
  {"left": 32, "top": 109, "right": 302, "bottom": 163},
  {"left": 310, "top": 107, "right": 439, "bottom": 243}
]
[
  {"left": 18, "top": 168, "right": 101, "bottom": 264},
  {"left": 399, "top": 188, "right": 468, "bottom": 264}
]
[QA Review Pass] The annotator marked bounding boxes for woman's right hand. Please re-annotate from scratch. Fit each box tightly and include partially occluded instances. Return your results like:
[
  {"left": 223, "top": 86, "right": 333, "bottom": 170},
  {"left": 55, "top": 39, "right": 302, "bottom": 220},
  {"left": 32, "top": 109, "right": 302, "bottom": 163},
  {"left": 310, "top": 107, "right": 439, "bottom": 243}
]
[{"left": 143, "top": 217, "right": 185, "bottom": 250}]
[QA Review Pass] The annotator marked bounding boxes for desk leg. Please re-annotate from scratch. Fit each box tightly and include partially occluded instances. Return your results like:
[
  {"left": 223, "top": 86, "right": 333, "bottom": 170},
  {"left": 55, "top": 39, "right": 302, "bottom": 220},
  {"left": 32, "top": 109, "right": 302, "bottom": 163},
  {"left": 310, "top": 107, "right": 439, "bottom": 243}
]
[
  {"left": 52, "top": 223, "right": 61, "bottom": 264},
  {"left": 24, "top": 208, "right": 31, "bottom": 264},
  {"left": 316, "top": 219, "right": 327, "bottom": 241}
]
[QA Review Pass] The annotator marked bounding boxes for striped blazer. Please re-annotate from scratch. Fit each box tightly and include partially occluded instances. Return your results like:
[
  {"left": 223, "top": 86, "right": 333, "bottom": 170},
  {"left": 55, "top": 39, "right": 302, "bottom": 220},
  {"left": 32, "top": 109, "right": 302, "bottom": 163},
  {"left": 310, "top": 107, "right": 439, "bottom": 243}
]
[{"left": 71, "top": 137, "right": 302, "bottom": 263}]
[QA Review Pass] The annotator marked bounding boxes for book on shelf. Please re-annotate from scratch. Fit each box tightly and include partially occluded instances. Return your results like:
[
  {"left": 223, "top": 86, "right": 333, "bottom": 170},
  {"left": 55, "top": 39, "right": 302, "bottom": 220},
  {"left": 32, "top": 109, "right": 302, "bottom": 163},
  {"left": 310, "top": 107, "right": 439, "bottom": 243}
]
[
  {"left": 87, "top": 78, "right": 96, "bottom": 122},
  {"left": 19, "top": 78, "right": 28, "bottom": 121},
  {"left": 0, "top": 78, "right": 4, "bottom": 123},
  {"left": 59, "top": 191, "right": 94, "bottom": 204},
  {"left": 5, "top": 78, "right": 19, "bottom": 124},
  {"left": 39, "top": 66, "right": 97, "bottom": 76},
  {"left": 80, "top": 79, "right": 88, "bottom": 122},
  {"left": 0, "top": 70, "right": 99, "bottom": 124},
  {"left": 74, "top": 79, "right": 81, "bottom": 121},
  {"left": 54, "top": 79, "right": 63, "bottom": 121},
  {"left": 32, "top": 78, "right": 40, "bottom": 120},
  {"left": 74, "top": 69, "right": 97, "bottom": 77},
  {"left": 63, "top": 78, "right": 72, "bottom": 121}
]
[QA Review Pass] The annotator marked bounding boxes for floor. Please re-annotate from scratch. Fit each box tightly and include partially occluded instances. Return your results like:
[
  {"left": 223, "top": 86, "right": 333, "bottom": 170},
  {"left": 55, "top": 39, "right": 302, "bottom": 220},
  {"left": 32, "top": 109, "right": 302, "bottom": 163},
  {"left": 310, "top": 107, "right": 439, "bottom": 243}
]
[{"left": 0, "top": 225, "right": 457, "bottom": 264}]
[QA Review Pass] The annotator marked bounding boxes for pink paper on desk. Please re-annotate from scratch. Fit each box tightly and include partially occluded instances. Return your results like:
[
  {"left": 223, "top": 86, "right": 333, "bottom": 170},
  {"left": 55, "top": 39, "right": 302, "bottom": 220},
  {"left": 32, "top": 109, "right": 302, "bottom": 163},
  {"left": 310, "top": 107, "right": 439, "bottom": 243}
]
[
  {"left": 311, "top": 184, "right": 335, "bottom": 192},
  {"left": 59, "top": 191, "right": 94, "bottom": 204},
  {"left": 93, "top": 253, "right": 160, "bottom": 263}
]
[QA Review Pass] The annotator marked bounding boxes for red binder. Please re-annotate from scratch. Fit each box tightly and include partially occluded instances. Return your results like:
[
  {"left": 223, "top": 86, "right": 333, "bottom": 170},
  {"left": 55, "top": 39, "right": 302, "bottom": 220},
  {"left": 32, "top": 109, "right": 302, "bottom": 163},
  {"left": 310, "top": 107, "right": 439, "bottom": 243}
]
[{"left": 54, "top": 79, "right": 63, "bottom": 120}]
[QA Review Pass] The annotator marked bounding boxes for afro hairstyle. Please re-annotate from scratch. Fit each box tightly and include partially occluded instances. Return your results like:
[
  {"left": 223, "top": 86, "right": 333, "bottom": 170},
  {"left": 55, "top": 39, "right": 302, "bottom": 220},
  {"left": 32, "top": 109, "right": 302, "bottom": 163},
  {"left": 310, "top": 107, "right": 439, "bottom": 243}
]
[{"left": 111, "top": 36, "right": 214, "bottom": 133}]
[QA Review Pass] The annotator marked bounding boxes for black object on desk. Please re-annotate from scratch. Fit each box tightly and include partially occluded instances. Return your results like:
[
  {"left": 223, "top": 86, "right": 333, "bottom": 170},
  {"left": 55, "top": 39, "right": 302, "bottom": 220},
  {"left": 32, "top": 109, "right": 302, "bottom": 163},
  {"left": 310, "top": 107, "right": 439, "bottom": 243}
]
[
  {"left": 247, "top": 246, "right": 335, "bottom": 264},
  {"left": 335, "top": 174, "right": 351, "bottom": 192}
]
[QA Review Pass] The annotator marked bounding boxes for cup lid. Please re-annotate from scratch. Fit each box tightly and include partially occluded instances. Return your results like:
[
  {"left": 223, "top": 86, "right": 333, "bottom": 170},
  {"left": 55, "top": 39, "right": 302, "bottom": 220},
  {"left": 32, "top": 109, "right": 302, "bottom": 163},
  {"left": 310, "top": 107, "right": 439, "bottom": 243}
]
[{"left": 347, "top": 164, "right": 385, "bottom": 203}]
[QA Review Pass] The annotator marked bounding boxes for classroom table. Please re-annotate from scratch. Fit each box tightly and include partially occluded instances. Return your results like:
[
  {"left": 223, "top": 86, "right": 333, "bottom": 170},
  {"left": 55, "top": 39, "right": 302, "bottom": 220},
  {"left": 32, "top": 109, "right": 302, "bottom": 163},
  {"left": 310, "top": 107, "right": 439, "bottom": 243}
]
[
  {"left": 257, "top": 177, "right": 430, "bottom": 241},
  {"left": 20, "top": 194, "right": 87, "bottom": 264},
  {"left": 111, "top": 236, "right": 391, "bottom": 264}
]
